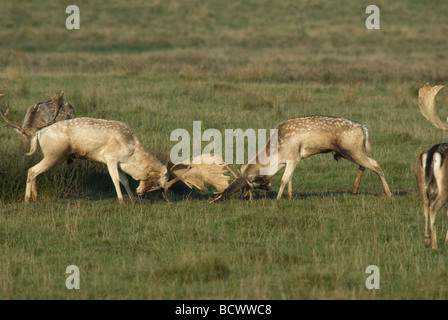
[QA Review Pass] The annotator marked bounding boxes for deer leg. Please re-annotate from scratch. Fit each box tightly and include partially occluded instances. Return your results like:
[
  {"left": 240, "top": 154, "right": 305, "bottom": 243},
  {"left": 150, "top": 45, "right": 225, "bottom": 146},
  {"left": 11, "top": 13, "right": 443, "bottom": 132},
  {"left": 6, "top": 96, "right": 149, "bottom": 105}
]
[
  {"left": 25, "top": 157, "right": 60, "bottom": 203},
  {"left": 429, "top": 200, "right": 442, "bottom": 249},
  {"left": 276, "top": 160, "right": 298, "bottom": 200},
  {"left": 352, "top": 166, "right": 365, "bottom": 194},
  {"left": 424, "top": 197, "right": 431, "bottom": 248},
  {"left": 349, "top": 154, "right": 392, "bottom": 197},
  {"left": 106, "top": 162, "right": 125, "bottom": 205},
  {"left": 287, "top": 179, "right": 293, "bottom": 200},
  {"left": 445, "top": 208, "right": 448, "bottom": 246},
  {"left": 31, "top": 179, "right": 38, "bottom": 202},
  {"left": 429, "top": 191, "right": 448, "bottom": 249},
  {"left": 429, "top": 210, "right": 437, "bottom": 249},
  {"left": 118, "top": 168, "right": 134, "bottom": 204},
  {"left": 415, "top": 164, "right": 428, "bottom": 246},
  {"left": 415, "top": 160, "right": 431, "bottom": 247}
]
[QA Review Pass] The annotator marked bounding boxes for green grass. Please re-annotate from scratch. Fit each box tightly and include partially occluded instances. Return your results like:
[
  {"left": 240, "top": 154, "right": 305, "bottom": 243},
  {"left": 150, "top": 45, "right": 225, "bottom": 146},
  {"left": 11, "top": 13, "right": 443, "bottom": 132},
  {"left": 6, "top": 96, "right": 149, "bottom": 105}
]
[
  {"left": 1, "top": 0, "right": 448, "bottom": 300},
  {"left": 1, "top": 196, "right": 447, "bottom": 299}
]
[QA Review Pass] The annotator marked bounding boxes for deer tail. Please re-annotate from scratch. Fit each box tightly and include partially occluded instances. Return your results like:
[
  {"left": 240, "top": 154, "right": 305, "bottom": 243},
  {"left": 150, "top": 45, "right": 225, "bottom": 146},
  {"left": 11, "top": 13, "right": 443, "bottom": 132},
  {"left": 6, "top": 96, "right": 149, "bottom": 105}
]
[
  {"left": 25, "top": 135, "right": 38, "bottom": 156},
  {"left": 361, "top": 125, "right": 371, "bottom": 153}
]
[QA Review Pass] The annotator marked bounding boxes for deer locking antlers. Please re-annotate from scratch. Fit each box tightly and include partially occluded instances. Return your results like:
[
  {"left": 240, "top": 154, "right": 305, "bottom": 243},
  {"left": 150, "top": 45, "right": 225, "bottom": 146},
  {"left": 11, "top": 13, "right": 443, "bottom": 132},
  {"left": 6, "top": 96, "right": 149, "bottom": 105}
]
[
  {"left": 210, "top": 115, "right": 392, "bottom": 203},
  {"left": 0, "top": 92, "right": 236, "bottom": 204},
  {"left": 1, "top": 90, "right": 393, "bottom": 205}
]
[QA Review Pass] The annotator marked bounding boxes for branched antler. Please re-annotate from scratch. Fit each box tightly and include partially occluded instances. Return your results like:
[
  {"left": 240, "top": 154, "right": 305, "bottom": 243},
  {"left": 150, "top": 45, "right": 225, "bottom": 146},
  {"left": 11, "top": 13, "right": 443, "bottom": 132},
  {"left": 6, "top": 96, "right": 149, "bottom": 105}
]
[
  {"left": 0, "top": 94, "right": 26, "bottom": 135},
  {"left": 418, "top": 82, "right": 447, "bottom": 130},
  {"left": 0, "top": 91, "right": 65, "bottom": 137},
  {"left": 36, "top": 90, "right": 64, "bottom": 130},
  {"left": 166, "top": 154, "right": 233, "bottom": 193}
]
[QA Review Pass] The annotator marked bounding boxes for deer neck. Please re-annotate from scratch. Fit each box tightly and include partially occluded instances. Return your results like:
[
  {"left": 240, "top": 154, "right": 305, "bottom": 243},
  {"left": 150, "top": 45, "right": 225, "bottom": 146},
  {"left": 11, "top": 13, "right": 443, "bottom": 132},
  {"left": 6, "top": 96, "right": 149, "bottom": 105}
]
[{"left": 120, "top": 141, "right": 163, "bottom": 181}]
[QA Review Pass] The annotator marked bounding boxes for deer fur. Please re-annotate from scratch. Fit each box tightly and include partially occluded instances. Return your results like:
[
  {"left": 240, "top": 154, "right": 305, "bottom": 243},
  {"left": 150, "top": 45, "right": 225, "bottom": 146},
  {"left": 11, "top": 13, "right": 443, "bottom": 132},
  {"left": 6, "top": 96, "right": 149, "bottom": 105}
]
[
  {"left": 211, "top": 115, "right": 392, "bottom": 203},
  {"left": 1, "top": 93, "right": 234, "bottom": 204},
  {"left": 415, "top": 83, "right": 448, "bottom": 249},
  {"left": 415, "top": 144, "right": 448, "bottom": 249},
  {"left": 1, "top": 92, "right": 167, "bottom": 204},
  {"left": 25, "top": 117, "right": 168, "bottom": 205}
]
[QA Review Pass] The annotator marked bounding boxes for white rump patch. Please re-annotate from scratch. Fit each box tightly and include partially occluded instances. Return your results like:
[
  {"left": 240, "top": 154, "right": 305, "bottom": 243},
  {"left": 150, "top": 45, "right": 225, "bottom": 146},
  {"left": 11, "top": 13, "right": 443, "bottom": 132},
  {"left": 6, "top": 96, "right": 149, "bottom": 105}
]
[
  {"left": 432, "top": 152, "right": 443, "bottom": 191},
  {"left": 422, "top": 153, "right": 428, "bottom": 171}
]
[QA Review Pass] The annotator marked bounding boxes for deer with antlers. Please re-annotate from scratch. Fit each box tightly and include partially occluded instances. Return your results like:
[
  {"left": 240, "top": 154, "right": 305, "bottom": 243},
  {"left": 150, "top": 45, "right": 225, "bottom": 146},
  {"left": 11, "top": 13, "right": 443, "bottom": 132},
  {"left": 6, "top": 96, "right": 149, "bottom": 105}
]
[
  {"left": 211, "top": 115, "right": 392, "bottom": 203},
  {"left": 0, "top": 92, "right": 75, "bottom": 149},
  {"left": 1, "top": 92, "right": 233, "bottom": 204},
  {"left": 415, "top": 82, "right": 448, "bottom": 249}
]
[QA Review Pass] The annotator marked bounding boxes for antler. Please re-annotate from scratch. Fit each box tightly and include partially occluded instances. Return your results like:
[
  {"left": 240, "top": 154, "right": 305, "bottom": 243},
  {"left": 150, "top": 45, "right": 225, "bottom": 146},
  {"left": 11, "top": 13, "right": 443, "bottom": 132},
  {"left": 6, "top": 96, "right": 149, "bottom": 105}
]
[
  {"left": 418, "top": 82, "right": 447, "bottom": 130},
  {"left": 36, "top": 90, "right": 64, "bottom": 130},
  {"left": 0, "top": 94, "right": 27, "bottom": 135},
  {"left": 209, "top": 175, "right": 250, "bottom": 204},
  {"left": 165, "top": 154, "right": 233, "bottom": 195},
  {"left": 0, "top": 94, "right": 8, "bottom": 116}
]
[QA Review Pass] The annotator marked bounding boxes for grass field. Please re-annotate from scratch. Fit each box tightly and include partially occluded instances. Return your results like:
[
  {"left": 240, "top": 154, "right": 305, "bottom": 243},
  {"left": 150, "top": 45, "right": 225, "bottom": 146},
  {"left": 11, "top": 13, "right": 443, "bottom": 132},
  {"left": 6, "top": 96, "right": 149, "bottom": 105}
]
[{"left": 1, "top": 0, "right": 448, "bottom": 300}]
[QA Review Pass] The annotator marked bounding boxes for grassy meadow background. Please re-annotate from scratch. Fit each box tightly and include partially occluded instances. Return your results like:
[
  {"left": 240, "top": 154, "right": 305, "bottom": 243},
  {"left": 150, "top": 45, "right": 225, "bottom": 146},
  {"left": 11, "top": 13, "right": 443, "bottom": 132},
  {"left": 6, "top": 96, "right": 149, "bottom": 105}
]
[{"left": 1, "top": 0, "right": 448, "bottom": 299}]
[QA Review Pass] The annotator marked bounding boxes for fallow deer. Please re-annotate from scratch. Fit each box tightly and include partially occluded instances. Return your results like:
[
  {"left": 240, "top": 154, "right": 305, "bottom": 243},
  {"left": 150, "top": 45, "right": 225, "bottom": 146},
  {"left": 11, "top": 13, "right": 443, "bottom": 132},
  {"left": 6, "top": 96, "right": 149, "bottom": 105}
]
[
  {"left": 1, "top": 94, "right": 233, "bottom": 204},
  {"left": 415, "top": 82, "right": 448, "bottom": 249},
  {"left": 0, "top": 92, "right": 75, "bottom": 149},
  {"left": 211, "top": 115, "right": 392, "bottom": 203}
]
